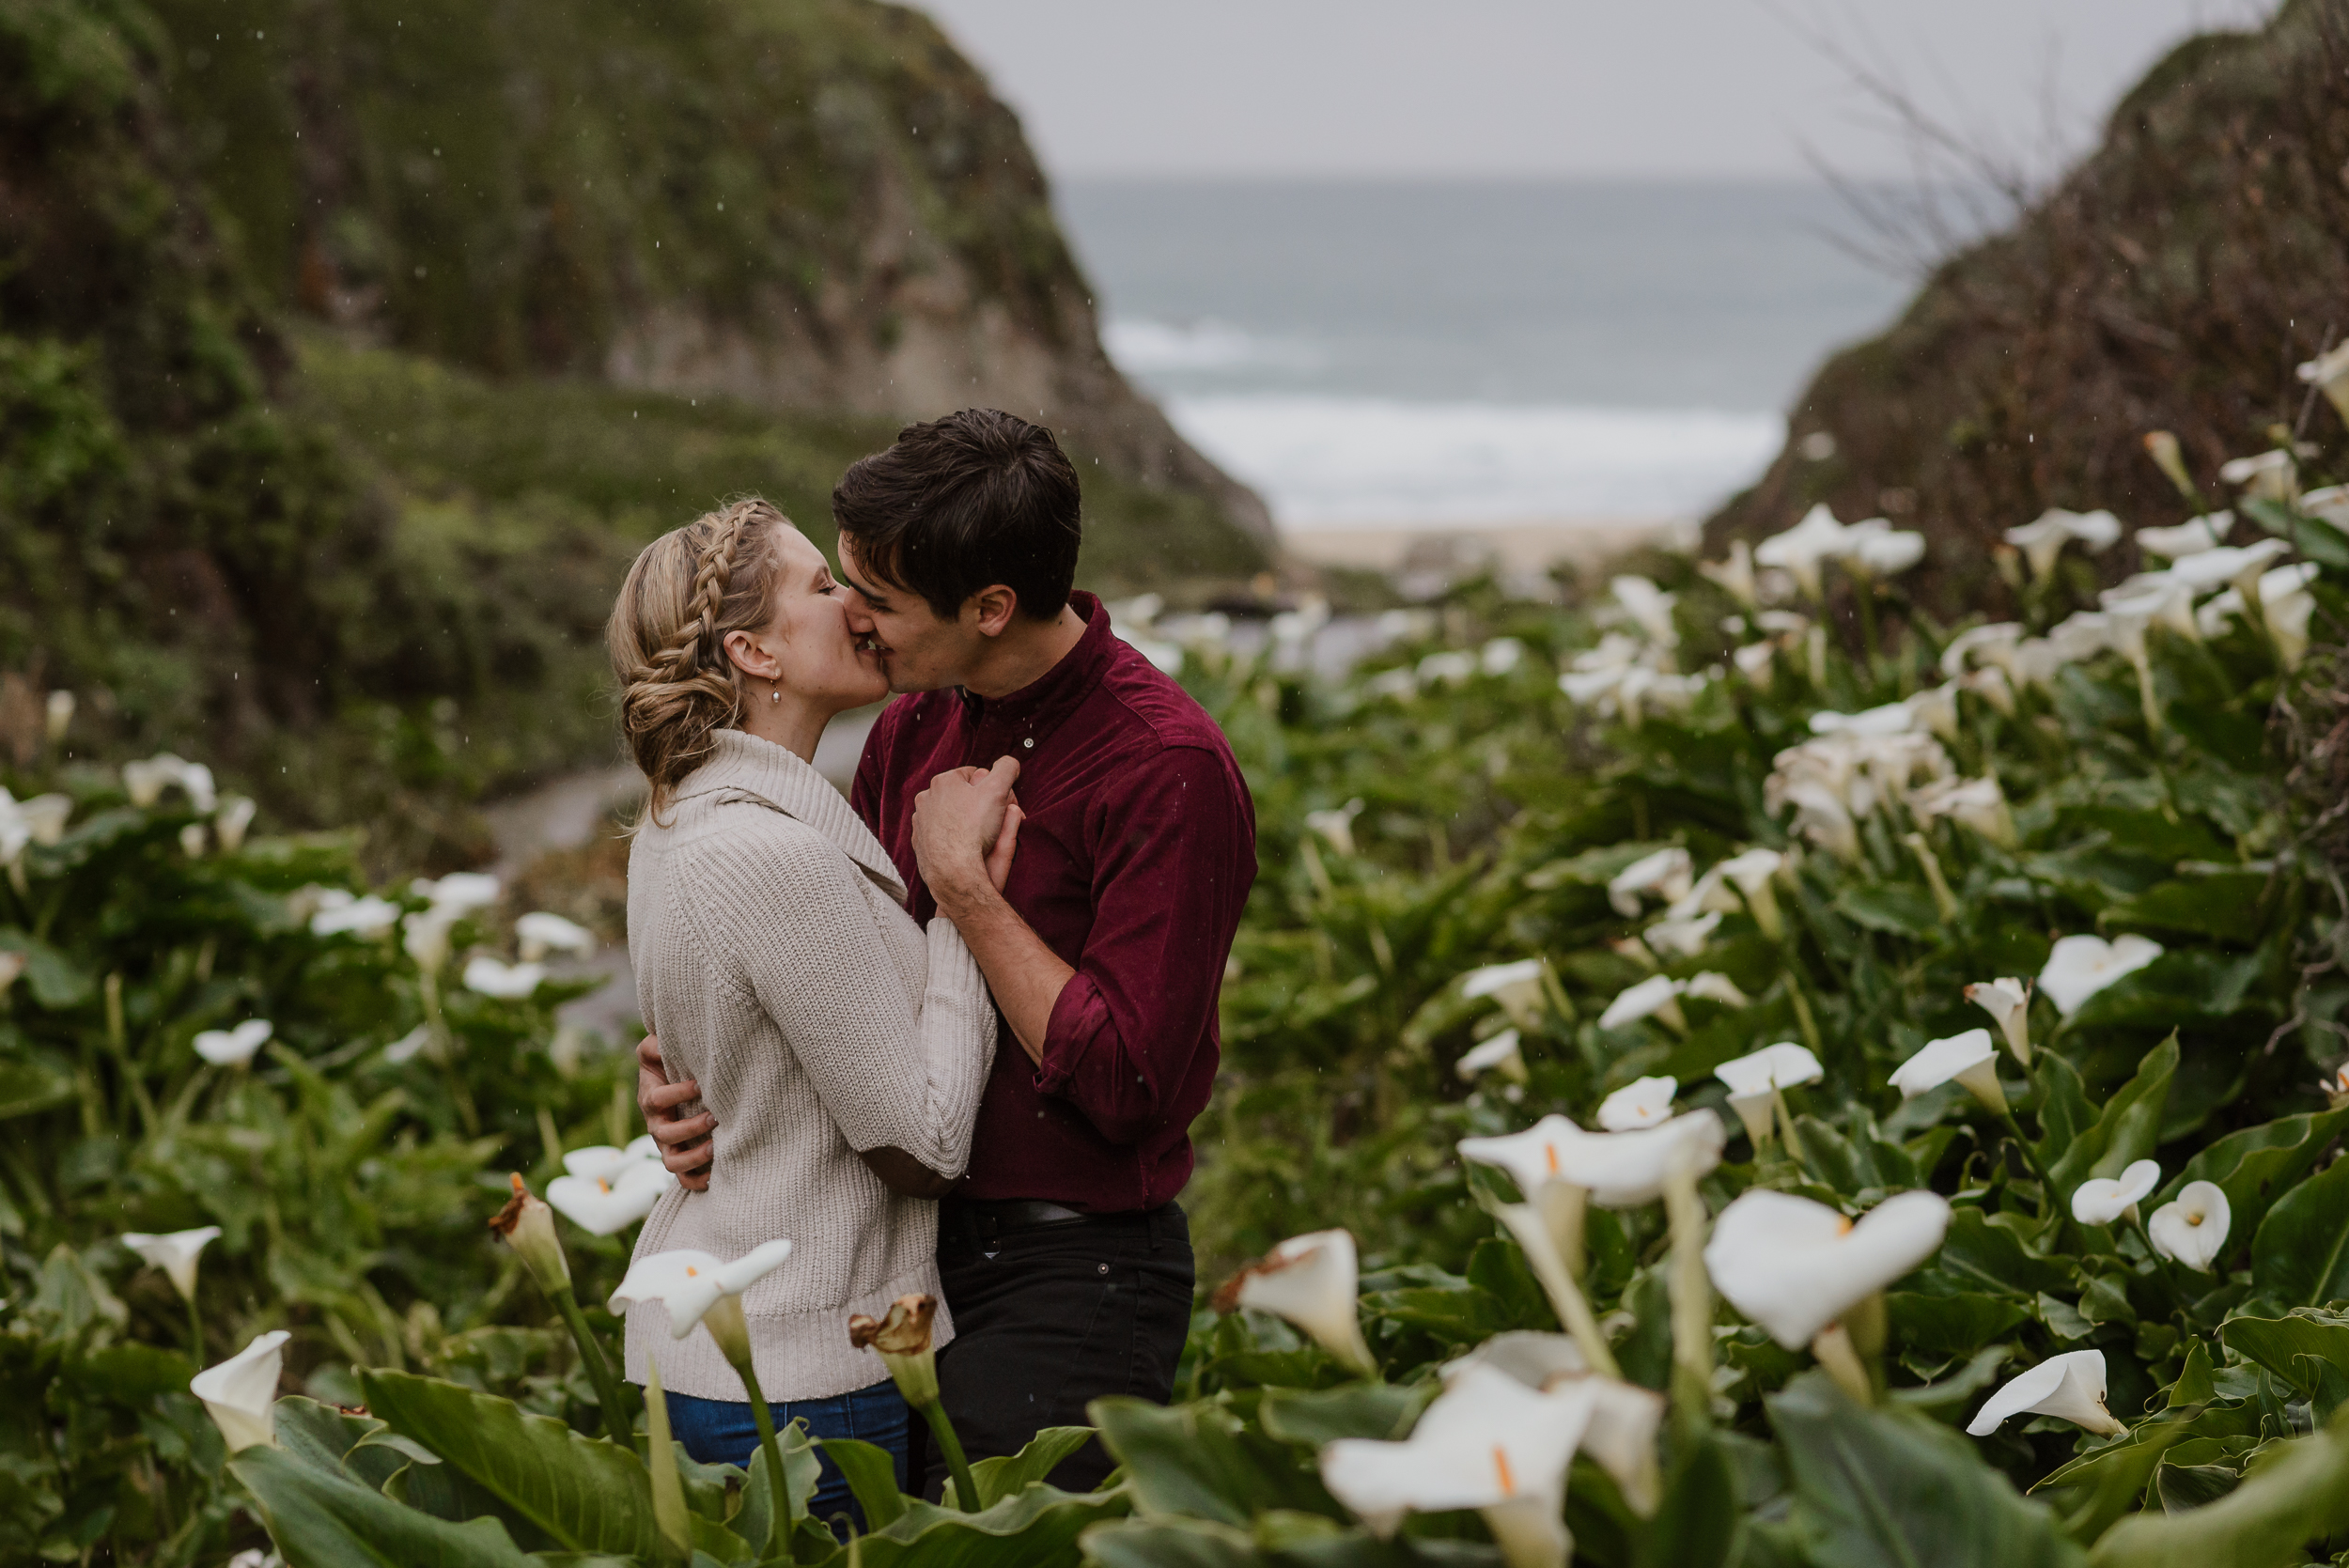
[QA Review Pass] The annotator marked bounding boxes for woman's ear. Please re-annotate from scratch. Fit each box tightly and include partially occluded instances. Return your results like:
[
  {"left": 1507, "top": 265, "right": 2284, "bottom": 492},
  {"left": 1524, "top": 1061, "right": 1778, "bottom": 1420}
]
[{"left": 721, "top": 627, "right": 780, "bottom": 683}]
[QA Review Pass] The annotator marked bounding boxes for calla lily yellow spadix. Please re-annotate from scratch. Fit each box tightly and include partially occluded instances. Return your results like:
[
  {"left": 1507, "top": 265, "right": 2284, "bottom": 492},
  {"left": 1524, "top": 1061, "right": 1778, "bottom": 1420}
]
[
  {"left": 2070, "top": 1159, "right": 2161, "bottom": 1226},
  {"left": 191, "top": 1330, "right": 289, "bottom": 1452},
  {"left": 1321, "top": 1362, "right": 1595, "bottom": 1568},
  {"left": 1214, "top": 1229, "right": 1377, "bottom": 1377},
  {"left": 2147, "top": 1180, "right": 2231, "bottom": 1273},
  {"left": 1967, "top": 1349, "right": 2124, "bottom": 1437}
]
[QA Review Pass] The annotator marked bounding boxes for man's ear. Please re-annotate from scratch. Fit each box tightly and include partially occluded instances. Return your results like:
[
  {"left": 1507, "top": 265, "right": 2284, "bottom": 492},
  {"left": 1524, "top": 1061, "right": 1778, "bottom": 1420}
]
[{"left": 965, "top": 584, "right": 1021, "bottom": 638}]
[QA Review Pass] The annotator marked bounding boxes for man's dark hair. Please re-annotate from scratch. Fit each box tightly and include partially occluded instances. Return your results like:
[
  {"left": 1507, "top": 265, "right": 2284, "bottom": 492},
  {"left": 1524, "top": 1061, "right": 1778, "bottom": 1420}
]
[{"left": 831, "top": 409, "right": 1082, "bottom": 622}]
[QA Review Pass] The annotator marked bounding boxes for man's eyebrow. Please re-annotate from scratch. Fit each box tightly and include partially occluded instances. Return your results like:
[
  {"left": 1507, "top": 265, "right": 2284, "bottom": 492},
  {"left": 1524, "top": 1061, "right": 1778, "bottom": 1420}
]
[{"left": 837, "top": 561, "right": 890, "bottom": 605}]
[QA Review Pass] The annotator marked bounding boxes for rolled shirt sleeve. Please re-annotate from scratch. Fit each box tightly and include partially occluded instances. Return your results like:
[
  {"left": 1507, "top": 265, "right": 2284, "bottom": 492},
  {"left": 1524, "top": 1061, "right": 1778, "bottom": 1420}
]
[{"left": 1033, "top": 745, "right": 1254, "bottom": 1146}]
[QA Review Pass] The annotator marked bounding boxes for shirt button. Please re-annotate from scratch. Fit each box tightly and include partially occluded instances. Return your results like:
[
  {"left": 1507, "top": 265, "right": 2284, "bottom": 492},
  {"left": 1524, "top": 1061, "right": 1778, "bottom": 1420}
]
[{"left": 1022, "top": 737, "right": 1034, "bottom": 749}]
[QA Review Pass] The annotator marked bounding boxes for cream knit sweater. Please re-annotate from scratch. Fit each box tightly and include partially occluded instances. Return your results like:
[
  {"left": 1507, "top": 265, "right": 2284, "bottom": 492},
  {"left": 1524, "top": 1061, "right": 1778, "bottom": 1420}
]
[{"left": 620, "top": 728, "right": 996, "bottom": 1403}]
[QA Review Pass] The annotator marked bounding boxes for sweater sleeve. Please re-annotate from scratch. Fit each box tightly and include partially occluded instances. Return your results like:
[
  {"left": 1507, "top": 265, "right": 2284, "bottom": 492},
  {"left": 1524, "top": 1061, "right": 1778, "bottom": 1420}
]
[{"left": 681, "top": 816, "right": 996, "bottom": 1178}]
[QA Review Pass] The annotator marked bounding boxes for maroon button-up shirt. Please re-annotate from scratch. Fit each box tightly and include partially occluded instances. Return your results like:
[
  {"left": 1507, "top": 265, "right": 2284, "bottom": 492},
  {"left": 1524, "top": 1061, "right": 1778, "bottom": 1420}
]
[{"left": 849, "top": 593, "right": 1256, "bottom": 1211}]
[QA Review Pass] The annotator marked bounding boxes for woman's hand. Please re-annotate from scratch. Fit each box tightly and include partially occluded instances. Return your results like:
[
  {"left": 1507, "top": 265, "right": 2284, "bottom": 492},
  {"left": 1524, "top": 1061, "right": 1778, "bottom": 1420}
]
[{"left": 912, "top": 756, "right": 1021, "bottom": 903}]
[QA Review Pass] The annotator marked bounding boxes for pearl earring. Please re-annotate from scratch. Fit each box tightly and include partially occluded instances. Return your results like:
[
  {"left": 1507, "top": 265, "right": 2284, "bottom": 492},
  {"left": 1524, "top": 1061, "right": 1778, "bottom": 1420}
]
[{"left": 770, "top": 689, "right": 781, "bottom": 703}]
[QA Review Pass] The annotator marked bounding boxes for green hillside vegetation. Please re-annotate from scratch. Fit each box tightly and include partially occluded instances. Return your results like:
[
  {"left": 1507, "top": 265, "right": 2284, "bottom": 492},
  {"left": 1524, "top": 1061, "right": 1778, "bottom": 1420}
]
[
  {"left": 0, "top": 0, "right": 1265, "bottom": 868},
  {"left": 1709, "top": 0, "right": 2349, "bottom": 612}
]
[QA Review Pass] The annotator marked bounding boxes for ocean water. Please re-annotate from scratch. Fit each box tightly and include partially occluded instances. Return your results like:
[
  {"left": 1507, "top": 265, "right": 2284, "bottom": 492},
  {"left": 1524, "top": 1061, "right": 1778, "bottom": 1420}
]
[{"left": 1055, "top": 179, "right": 1915, "bottom": 530}]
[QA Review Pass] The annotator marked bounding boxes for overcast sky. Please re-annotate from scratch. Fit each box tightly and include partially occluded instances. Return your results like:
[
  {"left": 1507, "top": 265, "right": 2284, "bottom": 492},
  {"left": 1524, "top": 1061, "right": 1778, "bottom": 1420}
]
[{"left": 917, "top": 0, "right": 2272, "bottom": 182}]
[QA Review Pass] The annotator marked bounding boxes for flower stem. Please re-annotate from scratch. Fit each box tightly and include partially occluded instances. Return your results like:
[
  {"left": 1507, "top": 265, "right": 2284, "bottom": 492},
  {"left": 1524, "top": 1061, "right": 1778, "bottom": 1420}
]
[
  {"left": 185, "top": 1291, "right": 204, "bottom": 1364},
  {"left": 919, "top": 1398, "right": 980, "bottom": 1512},
  {"left": 1996, "top": 1109, "right": 2055, "bottom": 1208},
  {"left": 549, "top": 1284, "right": 634, "bottom": 1447},
  {"left": 728, "top": 1352, "right": 794, "bottom": 1557},
  {"left": 1811, "top": 1324, "right": 1874, "bottom": 1405},
  {"left": 1784, "top": 971, "right": 1824, "bottom": 1056},
  {"left": 1662, "top": 1153, "right": 1715, "bottom": 1430}
]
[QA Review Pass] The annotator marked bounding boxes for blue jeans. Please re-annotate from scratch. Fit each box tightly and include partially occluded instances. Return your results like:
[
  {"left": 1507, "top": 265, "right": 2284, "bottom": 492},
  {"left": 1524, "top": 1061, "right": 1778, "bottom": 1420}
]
[{"left": 663, "top": 1378, "right": 909, "bottom": 1536}]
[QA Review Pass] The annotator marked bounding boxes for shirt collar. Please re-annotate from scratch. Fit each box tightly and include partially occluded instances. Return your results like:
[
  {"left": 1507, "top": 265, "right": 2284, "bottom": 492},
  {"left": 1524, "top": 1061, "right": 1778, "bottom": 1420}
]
[
  {"left": 672, "top": 728, "right": 908, "bottom": 903},
  {"left": 955, "top": 591, "right": 1115, "bottom": 740}
]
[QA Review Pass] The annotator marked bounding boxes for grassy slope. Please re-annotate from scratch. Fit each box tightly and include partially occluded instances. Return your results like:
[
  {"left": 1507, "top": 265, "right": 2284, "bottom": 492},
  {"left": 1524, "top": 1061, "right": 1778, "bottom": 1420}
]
[{"left": 1706, "top": 1, "right": 2349, "bottom": 613}]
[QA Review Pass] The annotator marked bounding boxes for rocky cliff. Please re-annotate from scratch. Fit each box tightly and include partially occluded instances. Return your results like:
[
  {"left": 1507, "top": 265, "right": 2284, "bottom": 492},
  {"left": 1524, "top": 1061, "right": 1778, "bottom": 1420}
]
[
  {"left": 1707, "top": 0, "right": 2349, "bottom": 610},
  {"left": 144, "top": 0, "right": 1270, "bottom": 541}
]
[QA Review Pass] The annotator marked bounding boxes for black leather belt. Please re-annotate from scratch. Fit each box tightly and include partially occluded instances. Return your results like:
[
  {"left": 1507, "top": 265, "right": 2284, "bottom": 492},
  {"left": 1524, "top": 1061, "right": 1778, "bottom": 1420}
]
[{"left": 956, "top": 1198, "right": 1094, "bottom": 1236}]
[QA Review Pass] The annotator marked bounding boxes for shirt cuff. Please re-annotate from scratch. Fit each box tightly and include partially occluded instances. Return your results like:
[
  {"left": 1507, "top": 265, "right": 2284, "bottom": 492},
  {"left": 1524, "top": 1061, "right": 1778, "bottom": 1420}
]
[{"left": 1034, "top": 971, "right": 1106, "bottom": 1095}]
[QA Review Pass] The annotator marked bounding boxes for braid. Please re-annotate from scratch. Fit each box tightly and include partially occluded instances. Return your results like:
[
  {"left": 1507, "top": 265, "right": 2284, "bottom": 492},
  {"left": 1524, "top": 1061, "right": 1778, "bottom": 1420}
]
[{"left": 607, "top": 497, "right": 793, "bottom": 823}]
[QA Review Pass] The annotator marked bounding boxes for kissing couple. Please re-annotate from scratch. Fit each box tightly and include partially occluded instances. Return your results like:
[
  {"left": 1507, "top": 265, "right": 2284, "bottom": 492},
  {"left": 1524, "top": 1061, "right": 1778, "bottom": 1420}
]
[{"left": 607, "top": 408, "right": 1256, "bottom": 1528}]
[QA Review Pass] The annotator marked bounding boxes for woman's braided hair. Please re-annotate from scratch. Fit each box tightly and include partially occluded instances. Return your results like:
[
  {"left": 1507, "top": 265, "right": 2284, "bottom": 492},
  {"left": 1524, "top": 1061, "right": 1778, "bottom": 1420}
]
[{"left": 607, "top": 497, "right": 792, "bottom": 821}]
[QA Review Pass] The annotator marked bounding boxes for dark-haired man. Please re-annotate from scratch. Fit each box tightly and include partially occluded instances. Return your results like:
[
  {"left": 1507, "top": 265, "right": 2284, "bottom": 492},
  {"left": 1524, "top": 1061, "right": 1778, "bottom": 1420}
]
[{"left": 638, "top": 409, "right": 1256, "bottom": 1493}]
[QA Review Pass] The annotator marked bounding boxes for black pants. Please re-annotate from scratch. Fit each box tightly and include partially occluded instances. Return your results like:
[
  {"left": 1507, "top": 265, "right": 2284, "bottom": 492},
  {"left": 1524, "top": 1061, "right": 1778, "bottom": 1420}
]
[{"left": 914, "top": 1200, "right": 1193, "bottom": 1498}]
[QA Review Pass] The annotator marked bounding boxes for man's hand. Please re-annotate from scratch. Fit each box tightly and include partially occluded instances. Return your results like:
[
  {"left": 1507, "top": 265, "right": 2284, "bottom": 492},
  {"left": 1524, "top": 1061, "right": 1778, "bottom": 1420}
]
[
  {"left": 636, "top": 1032, "right": 714, "bottom": 1190},
  {"left": 912, "top": 756, "right": 1021, "bottom": 905}
]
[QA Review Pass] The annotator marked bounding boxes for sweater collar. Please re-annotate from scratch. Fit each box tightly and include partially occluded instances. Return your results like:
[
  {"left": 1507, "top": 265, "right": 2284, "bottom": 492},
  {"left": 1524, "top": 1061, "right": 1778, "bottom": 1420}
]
[{"left": 673, "top": 728, "right": 908, "bottom": 903}]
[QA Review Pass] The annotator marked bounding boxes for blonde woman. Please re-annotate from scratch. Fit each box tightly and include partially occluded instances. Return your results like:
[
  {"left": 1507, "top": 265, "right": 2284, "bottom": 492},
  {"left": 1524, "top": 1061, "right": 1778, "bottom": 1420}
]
[{"left": 606, "top": 497, "right": 1012, "bottom": 1529}]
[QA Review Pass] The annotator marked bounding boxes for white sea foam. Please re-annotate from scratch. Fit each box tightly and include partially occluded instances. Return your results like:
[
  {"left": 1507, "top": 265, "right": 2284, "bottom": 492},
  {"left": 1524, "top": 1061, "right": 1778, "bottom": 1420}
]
[
  {"left": 1102, "top": 317, "right": 1317, "bottom": 375},
  {"left": 1160, "top": 394, "right": 1783, "bottom": 530}
]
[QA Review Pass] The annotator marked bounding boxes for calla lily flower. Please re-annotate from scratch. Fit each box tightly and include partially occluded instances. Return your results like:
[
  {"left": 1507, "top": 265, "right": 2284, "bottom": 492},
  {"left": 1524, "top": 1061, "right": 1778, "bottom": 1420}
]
[
  {"left": 1889, "top": 1028, "right": 2006, "bottom": 1113},
  {"left": 1967, "top": 1349, "right": 2124, "bottom": 1437},
  {"left": 194, "top": 1019, "right": 273, "bottom": 1068},
  {"left": 1458, "top": 1029, "right": 1529, "bottom": 1085},
  {"left": 413, "top": 872, "right": 502, "bottom": 915},
  {"left": 1481, "top": 637, "right": 1526, "bottom": 676},
  {"left": 2321, "top": 1065, "right": 2349, "bottom": 1111},
  {"left": 1715, "top": 1043, "right": 1822, "bottom": 1147},
  {"left": 1906, "top": 682, "right": 1960, "bottom": 741},
  {"left": 2297, "top": 341, "right": 2349, "bottom": 424},
  {"left": 463, "top": 956, "right": 547, "bottom": 999},
  {"left": 1610, "top": 576, "right": 1681, "bottom": 650},
  {"left": 1939, "top": 622, "right": 2024, "bottom": 680},
  {"left": 1783, "top": 780, "right": 1860, "bottom": 861},
  {"left": 610, "top": 1240, "right": 796, "bottom": 1361},
  {"left": 1460, "top": 1110, "right": 1725, "bottom": 1210},
  {"left": 44, "top": 690, "right": 73, "bottom": 742},
  {"left": 1810, "top": 704, "right": 1915, "bottom": 738},
  {"left": 561, "top": 1145, "right": 638, "bottom": 1183},
  {"left": 2163, "top": 536, "right": 2291, "bottom": 593},
  {"left": 1755, "top": 505, "right": 1853, "bottom": 600},
  {"left": 191, "top": 1330, "right": 290, "bottom": 1452},
  {"left": 1597, "top": 973, "right": 1685, "bottom": 1032},
  {"left": 2136, "top": 511, "right": 2232, "bottom": 559},
  {"left": 214, "top": 797, "right": 257, "bottom": 853},
  {"left": 2252, "top": 562, "right": 2321, "bottom": 668},
  {"left": 0, "top": 951, "right": 23, "bottom": 994},
  {"left": 1703, "top": 1188, "right": 1951, "bottom": 1350},
  {"left": 490, "top": 1174, "right": 573, "bottom": 1292},
  {"left": 1640, "top": 910, "right": 1719, "bottom": 960},
  {"left": 2038, "top": 934, "right": 2163, "bottom": 1017},
  {"left": 2218, "top": 448, "right": 2295, "bottom": 503},
  {"left": 121, "top": 1226, "right": 223, "bottom": 1302},
  {"left": 1214, "top": 1229, "right": 1377, "bottom": 1376},
  {"left": 311, "top": 893, "right": 401, "bottom": 938},
  {"left": 2142, "top": 430, "right": 2198, "bottom": 498},
  {"left": 1419, "top": 651, "right": 1478, "bottom": 687},
  {"left": 1305, "top": 799, "right": 1366, "bottom": 856},
  {"left": 1684, "top": 847, "right": 1787, "bottom": 939},
  {"left": 1436, "top": 1334, "right": 1667, "bottom": 1516},
  {"left": 548, "top": 1159, "right": 674, "bottom": 1236},
  {"left": 1732, "top": 641, "right": 1775, "bottom": 685},
  {"left": 1908, "top": 775, "right": 2017, "bottom": 849},
  {"left": 849, "top": 1293, "right": 943, "bottom": 1408},
  {"left": 1462, "top": 958, "right": 1548, "bottom": 1029},
  {"left": 1364, "top": 667, "right": 1419, "bottom": 701},
  {"left": 1321, "top": 1362, "right": 1595, "bottom": 1568},
  {"left": 1606, "top": 846, "right": 1692, "bottom": 917},
  {"left": 1699, "top": 540, "right": 1759, "bottom": 607},
  {"left": 1596, "top": 1076, "right": 1676, "bottom": 1131},
  {"left": 123, "top": 753, "right": 216, "bottom": 812},
  {"left": 1964, "top": 977, "right": 2034, "bottom": 1064},
  {"left": 517, "top": 911, "right": 596, "bottom": 961},
  {"left": 2070, "top": 1160, "right": 2161, "bottom": 1227},
  {"left": 2004, "top": 509, "right": 2122, "bottom": 579},
  {"left": 403, "top": 908, "right": 458, "bottom": 972},
  {"left": 2148, "top": 1181, "right": 2231, "bottom": 1273},
  {"left": 1847, "top": 526, "right": 1925, "bottom": 577}
]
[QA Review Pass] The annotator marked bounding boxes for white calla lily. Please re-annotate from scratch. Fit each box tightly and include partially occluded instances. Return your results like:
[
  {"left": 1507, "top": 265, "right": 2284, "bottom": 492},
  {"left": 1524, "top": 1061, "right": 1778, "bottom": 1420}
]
[
  {"left": 1715, "top": 1042, "right": 1822, "bottom": 1147},
  {"left": 1305, "top": 799, "right": 1366, "bottom": 856},
  {"left": 2163, "top": 536, "right": 2290, "bottom": 593},
  {"left": 1939, "top": 622, "right": 2024, "bottom": 680},
  {"left": 1848, "top": 526, "right": 1925, "bottom": 576},
  {"left": 463, "top": 956, "right": 547, "bottom": 999},
  {"left": 1703, "top": 1188, "right": 1952, "bottom": 1350},
  {"left": 1963, "top": 977, "right": 2034, "bottom": 1065},
  {"left": 2038, "top": 934, "right": 2163, "bottom": 1017},
  {"left": 2252, "top": 562, "right": 2321, "bottom": 668},
  {"left": 191, "top": 1330, "right": 290, "bottom": 1452},
  {"left": 1909, "top": 774, "right": 2017, "bottom": 849},
  {"left": 1462, "top": 958, "right": 1548, "bottom": 1029},
  {"left": 1755, "top": 505, "right": 1853, "bottom": 600},
  {"left": 1967, "top": 1349, "right": 2124, "bottom": 1437},
  {"left": 1699, "top": 540, "right": 1759, "bottom": 607},
  {"left": 1457, "top": 1030, "right": 1528, "bottom": 1085},
  {"left": 548, "top": 1159, "right": 675, "bottom": 1235},
  {"left": 2218, "top": 449, "right": 2295, "bottom": 503},
  {"left": 2135, "top": 511, "right": 2232, "bottom": 559},
  {"left": 1640, "top": 910, "right": 1719, "bottom": 960},
  {"left": 1783, "top": 779, "right": 1859, "bottom": 861},
  {"left": 2070, "top": 1160, "right": 2162, "bottom": 1227},
  {"left": 516, "top": 911, "right": 596, "bottom": 961},
  {"left": 1610, "top": 576, "right": 1681, "bottom": 650},
  {"left": 2005, "top": 509, "right": 2122, "bottom": 579},
  {"left": 1215, "top": 1229, "right": 1376, "bottom": 1375},
  {"left": 609, "top": 1239, "right": 795, "bottom": 1361},
  {"left": 1809, "top": 703, "right": 1914, "bottom": 738},
  {"left": 1322, "top": 1363, "right": 1595, "bottom": 1568},
  {"left": 2147, "top": 1181, "right": 2231, "bottom": 1273},
  {"left": 122, "top": 753, "right": 216, "bottom": 813},
  {"left": 561, "top": 1145, "right": 638, "bottom": 1184},
  {"left": 312, "top": 893, "right": 401, "bottom": 938},
  {"left": 413, "top": 872, "right": 502, "bottom": 915},
  {"left": 2297, "top": 341, "right": 2349, "bottom": 423},
  {"left": 1606, "top": 846, "right": 1692, "bottom": 917},
  {"left": 121, "top": 1225, "right": 223, "bottom": 1302},
  {"left": 1890, "top": 1028, "right": 2006, "bottom": 1113},
  {"left": 194, "top": 1019, "right": 273, "bottom": 1068},
  {"left": 1460, "top": 1110, "right": 1725, "bottom": 1210},
  {"left": 1596, "top": 1076, "right": 1676, "bottom": 1131},
  {"left": 1597, "top": 973, "right": 1685, "bottom": 1032}
]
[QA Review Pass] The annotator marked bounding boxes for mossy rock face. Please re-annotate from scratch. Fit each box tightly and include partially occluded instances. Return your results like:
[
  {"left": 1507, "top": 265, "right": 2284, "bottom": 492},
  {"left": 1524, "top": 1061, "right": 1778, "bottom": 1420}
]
[
  {"left": 143, "top": 0, "right": 1270, "bottom": 539},
  {"left": 1707, "top": 1, "right": 2349, "bottom": 613}
]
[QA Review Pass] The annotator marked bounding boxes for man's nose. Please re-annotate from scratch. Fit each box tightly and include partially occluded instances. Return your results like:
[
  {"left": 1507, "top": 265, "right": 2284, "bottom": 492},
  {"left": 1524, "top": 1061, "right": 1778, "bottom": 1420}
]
[{"left": 843, "top": 595, "right": 877, "bottom": 632}]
